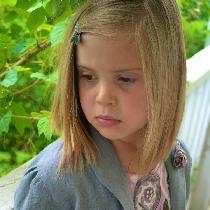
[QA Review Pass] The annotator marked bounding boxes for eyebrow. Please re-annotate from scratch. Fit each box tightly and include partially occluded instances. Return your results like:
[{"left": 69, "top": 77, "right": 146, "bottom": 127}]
[{"left": 76, "top": 65, "right": 142, "bottom": 73}]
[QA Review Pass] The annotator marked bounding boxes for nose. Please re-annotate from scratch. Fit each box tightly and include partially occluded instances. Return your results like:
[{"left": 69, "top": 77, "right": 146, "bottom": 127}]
[{"left": 96, "top": 82, "right": 116, "bottom": 106}]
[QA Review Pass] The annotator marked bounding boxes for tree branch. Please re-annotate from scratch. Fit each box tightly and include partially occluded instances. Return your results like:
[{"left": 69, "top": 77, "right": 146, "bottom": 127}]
[
  {"left": 0, "top": 40, "right": 51, "bottom": 79},
  {"left": 13, "top": 80, "right": 42, "bottom": 95},
  {"left": 14, "top": 40, "right": 51, "bottom": 66},
  {"left": 11, "top": 115, "right": 40, "bottom": 120}
]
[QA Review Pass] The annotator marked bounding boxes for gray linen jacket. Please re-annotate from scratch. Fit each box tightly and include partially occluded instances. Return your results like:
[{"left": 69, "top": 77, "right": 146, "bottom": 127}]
[{"left": 14, "top": 128, "right": 192, "bottom": 210}]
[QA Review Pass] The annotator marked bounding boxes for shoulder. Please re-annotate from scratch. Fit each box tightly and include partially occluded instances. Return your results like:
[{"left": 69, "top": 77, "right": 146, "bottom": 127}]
[
  {"left": 29, "top": 138, "right": 63, "bottom": 170},
  {"left": 22, "top": 138, "right": 64, "bottom": 184},
  {"left": 166, "top": 139, "right": 192, "bottom": 177},
  {"left": 14, "top": 139, "right": 71, "bottom": 209},
  {"left": 166, "top": 139, "right": 192, "bottom": 202}
]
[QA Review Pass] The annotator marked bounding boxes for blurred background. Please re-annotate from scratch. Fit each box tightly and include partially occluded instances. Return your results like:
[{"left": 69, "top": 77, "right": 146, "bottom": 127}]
[{"left": 0, "top": 0, "right": 209, "bottom": 209}]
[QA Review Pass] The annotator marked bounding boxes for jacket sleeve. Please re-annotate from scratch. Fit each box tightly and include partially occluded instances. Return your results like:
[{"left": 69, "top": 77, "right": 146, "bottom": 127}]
[{"left": 14, "top": 165, "right": 55, "bottom": 210}]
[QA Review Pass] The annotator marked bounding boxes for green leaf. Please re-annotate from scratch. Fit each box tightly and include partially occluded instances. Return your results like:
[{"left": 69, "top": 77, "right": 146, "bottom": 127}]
[
  {"left": 15, "top": 0, "right": 37, "bottom": 10},
  {"left": 45, "top": 0, "right": 53, "bottom": 17},
  {"left": 15, "top": 66, "right": 31, "bottom": 72},
  {"left": 0, "top": 68, "right": 18, "bottom": 87},
  {"left": 52, "top": 0, "right": 67, "bottom": 18},
  {"left": 28, "top": 2, "right": 44, "bottom": 12},
  {"left": 50, "top": 19, "right": 68, "bottom": 47},
  {"left": 12, "top": 39, "right": 29, "bottom": 56},
  {"left": 0, "top": 111, "right": 12, "bottom": 135},
  {"left": 10, "top": 102, "right": 33, "bottom": 135},
  {"left": 12, "top": 39, "right": 36, "bottom": 56},
  {"left": 31, "top": 110, "right": 51, "bottom": 118},
  {"left": 30, "top": 72, "right": 57, "bottom": 83},
  {"left": 30, "top": 72, "right": 47, "bottom": 80},
  {"left": 37, "top": 117, "right": 52, "bottom": 140},
  {"left": 53, "top": 6, "right": 73, "bottom": 23},
  {"left": 26, "top": 6, "right": 46, "bottom": 32}
]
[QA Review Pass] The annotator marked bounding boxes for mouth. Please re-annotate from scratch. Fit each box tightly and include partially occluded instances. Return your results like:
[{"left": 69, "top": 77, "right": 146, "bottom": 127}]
[
  {"left": 96, "top": 115, "right": 120, "bottom": 121},
  {"left": 95, "top": 115, "right": 121, "bottom": 127}
]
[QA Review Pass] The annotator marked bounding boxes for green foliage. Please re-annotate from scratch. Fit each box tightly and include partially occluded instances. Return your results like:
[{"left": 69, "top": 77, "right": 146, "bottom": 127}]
[
  {"left": 10, "top": 102, "right": 33, "bottom": 135},
  {"left": 0, "top": 0, "right": 86, "bottom": 177},
  {"left": 27, "top": 6, "right": 47, "bottom": 32},
  {"left": 0, "top": 68, "right": 18, "bottom": 87},
  {"left": 15, "top": 0, "right": 37, "bottom": 10},
  {"left": 177, "top": 0, "right": 210, "bottom": 57},
  {"left": 50, "top": 19, "right": 70, "bottom": 47},
  {"left": 0, "top": 111, "right": 12, "bottom": 134},
  {"left": 0, "top": 0, "right": 209, "bottom": 177},
  {"left": 32, "top": 110, "right": 52, "bottom": 140}
]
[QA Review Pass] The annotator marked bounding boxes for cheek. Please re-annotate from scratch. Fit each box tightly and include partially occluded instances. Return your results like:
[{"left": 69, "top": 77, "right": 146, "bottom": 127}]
[
  {"left": 140, "top": 92, "right": 149, "bottom": 115},
  {"left": 126, "top": 89, "right": 148, "bottom": 115},
  {"left": 79, "top": 86, "right": 92, "bottom": 114},
  {"left": 79, "top": 88, "right": 85, "bottom": 109}
]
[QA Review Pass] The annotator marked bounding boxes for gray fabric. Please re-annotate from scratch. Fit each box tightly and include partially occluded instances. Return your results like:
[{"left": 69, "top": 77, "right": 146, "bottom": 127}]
[{"left": 14, "top": 127, "right": 192, "bottom": 210}]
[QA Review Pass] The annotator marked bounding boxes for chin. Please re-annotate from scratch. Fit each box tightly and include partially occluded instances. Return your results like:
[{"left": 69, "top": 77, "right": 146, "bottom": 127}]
[
  {"left": 96, "top": 129, "right": 112, "bottom": 139},
  {"left": 95, "top": 129, "right": 124, "bottom": 141}
]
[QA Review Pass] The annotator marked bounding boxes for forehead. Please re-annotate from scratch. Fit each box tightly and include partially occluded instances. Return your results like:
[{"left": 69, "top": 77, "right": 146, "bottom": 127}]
[{"left": 76, "top": 34, "right": 141, "bottom": 71}]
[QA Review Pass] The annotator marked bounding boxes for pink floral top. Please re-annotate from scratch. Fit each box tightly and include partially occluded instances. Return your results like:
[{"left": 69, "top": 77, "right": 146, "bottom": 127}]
[{"left": 126, "top": 161, "right": 171, "bottom": 210}]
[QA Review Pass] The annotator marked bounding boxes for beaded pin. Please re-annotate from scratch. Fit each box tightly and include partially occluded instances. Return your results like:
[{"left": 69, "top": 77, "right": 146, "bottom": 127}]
[
  {"left": 172, "top": 141, "right": 188, "bottom": 168},
  {"left": 71, "top": 22, "right": 81, "bottom": 45}
]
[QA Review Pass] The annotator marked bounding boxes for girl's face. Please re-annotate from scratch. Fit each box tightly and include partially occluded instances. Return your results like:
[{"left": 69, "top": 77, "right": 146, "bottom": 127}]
[{"left": 77, "top": 34, "right": 148, "bottom": 146}]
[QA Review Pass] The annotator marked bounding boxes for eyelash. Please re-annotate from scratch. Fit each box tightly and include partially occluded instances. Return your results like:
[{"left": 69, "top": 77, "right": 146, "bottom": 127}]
[
  {"left": 118, "top": 77, "right": 136, "bottom": 83},
  {"left": 79, "top": 74, "right": 96, "bottom": 81},
  {"left": 79, "top": 74, "right": 136, "bottom": 84}
]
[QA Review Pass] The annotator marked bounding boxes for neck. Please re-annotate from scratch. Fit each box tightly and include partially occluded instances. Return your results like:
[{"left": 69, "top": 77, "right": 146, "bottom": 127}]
[{"left": 111, "top": 139, "right": 140, "bottom": 174}]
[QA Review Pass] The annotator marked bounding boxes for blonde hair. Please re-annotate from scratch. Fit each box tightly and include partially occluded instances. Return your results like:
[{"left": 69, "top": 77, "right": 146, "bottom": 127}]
[{"left": 52, "top": 0, "right": 186, "bottom": 176}]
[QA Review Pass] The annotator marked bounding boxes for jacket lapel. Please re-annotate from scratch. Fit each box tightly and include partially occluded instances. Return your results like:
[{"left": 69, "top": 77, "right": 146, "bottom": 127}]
[{"left": 90, "top": 127, "right": 135, "bottom": 210}]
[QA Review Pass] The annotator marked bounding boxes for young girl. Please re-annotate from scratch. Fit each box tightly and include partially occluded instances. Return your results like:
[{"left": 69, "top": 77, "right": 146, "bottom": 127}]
[{"left": 14, "top": 0, "right": 192, "bottom": 209}]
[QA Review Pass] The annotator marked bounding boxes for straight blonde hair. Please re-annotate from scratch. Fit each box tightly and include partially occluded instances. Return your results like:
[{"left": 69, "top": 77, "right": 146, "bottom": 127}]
[{"left": 52, "top": 0, "right": 186, "bottom": 176}]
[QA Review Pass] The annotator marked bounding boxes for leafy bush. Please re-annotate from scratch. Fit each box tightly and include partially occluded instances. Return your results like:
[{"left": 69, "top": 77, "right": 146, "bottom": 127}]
[
  {"left": 0, "top": 0, "right": 85, "bottom": 176},
  {"left": 178, "top": 0, "right": 210, "bottom": 57}
]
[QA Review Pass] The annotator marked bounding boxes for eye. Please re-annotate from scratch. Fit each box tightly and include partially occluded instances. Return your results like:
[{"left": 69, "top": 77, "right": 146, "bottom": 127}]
[
  {"left": 79, "top": 73, "right": 97, "bottom": 81},
  {"left": 118, "top": 76, "right": 136, "bottom": 84}
]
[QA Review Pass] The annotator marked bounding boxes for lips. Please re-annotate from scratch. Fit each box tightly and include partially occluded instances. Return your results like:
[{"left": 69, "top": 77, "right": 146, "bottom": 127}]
[
  {"left": 96, "top": 115, "right": 120, "bottom": 120},
  {"left": 95, "top": 115, "right": 121, "bottom": 127}
]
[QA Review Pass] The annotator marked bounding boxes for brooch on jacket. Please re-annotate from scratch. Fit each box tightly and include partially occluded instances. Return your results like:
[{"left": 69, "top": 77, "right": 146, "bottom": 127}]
[{"left": 172, "top": 140, "right": 188, "bottom": 168}]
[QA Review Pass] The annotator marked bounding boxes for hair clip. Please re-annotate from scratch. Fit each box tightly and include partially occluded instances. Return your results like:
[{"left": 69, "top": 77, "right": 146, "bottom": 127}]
[
  {"left": 71, "top": 22, "right": 81, "bottom": 45},
  {"left": 172, "top": 141, "right": 188, "bottom": 168}
]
